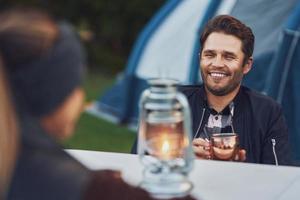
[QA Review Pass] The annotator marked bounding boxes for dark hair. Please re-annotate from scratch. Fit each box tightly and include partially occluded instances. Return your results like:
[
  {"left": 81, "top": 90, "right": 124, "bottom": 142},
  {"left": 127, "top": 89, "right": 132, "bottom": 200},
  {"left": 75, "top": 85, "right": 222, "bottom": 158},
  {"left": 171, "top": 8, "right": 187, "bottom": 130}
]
[
  {"left": 0, "top": 8, "right": 85, "bottom": 117},
  {"left": 0, "top": 8, "right": 58, "bottom": 66},
  {"left": 200, "top": 15, "right": 254, "bottom": 64}
]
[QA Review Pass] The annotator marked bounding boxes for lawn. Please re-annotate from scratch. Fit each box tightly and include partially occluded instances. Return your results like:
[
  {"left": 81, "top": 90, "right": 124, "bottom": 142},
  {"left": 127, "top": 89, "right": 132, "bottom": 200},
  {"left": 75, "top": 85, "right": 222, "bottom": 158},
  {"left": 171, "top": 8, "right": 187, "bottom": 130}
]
[{"left": 63, "top": 70, "right": 136, "bottom": 153}]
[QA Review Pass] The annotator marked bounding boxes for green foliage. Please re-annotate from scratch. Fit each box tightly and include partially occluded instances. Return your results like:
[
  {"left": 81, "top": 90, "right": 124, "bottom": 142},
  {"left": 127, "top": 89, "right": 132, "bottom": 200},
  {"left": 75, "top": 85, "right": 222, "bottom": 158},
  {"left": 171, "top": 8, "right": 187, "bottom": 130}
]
[
  {"left": 63, "top": 112, "right": 135, "bottom": 153},
  {"left": 1, "top": 0, "right": 165, "bottom": 74}
]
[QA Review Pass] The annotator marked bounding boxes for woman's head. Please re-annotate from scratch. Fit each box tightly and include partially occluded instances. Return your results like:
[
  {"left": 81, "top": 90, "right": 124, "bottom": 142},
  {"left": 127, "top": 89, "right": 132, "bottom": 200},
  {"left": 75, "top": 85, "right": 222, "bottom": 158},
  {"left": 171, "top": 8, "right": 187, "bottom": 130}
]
[{"left": 0, "top": 8, "right": 86, "bottom": 139}]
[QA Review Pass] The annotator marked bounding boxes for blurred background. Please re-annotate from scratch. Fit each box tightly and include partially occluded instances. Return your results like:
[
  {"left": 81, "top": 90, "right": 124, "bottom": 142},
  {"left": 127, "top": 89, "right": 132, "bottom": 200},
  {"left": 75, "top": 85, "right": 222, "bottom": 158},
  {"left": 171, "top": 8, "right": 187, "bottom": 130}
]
[
  {"left": 2, "top": 0, "right": 300, "bottom": 161},
  {"left": 0, "top": 0, "right": 165, "bottom": 153}
]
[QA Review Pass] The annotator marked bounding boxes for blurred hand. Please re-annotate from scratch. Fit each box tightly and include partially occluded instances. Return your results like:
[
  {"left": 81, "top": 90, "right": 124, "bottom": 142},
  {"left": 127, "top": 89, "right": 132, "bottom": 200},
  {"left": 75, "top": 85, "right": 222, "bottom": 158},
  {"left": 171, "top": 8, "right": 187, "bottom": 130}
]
[
  {"left": 171, "top": 195, "right": 196, "bottom": 200},
  {"left": 169, "top": 195, "right": 197, "bottom": 200},
  {"left": 85, "top": 170, "right": 197, "bottom": 200},
  {"left": 85, "top": 170, "right": 151, "bottom": 200}
]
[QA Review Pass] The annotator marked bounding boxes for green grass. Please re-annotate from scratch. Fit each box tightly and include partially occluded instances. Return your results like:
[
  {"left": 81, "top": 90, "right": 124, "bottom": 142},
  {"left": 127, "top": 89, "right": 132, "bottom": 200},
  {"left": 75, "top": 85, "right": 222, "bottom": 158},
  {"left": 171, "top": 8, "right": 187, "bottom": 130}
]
[{"left": 63, "top": 70, "right": 136, "bottom": 153}]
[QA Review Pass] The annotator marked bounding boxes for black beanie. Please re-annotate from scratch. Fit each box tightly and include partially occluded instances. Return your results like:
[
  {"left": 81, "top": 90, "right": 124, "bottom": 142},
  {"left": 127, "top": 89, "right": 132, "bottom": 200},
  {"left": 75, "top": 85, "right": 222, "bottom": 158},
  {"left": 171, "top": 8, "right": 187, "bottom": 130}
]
[{"left": 3, "top": 22, "right": 86, "bottom": 117}]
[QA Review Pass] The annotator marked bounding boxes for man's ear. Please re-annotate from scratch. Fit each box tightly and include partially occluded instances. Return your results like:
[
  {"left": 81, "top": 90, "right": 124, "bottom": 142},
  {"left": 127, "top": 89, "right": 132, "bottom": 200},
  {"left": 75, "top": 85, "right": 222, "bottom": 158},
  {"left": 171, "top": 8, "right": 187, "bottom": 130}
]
[{"left": 243, "top": 57, "right": 253, "bottom": 75}]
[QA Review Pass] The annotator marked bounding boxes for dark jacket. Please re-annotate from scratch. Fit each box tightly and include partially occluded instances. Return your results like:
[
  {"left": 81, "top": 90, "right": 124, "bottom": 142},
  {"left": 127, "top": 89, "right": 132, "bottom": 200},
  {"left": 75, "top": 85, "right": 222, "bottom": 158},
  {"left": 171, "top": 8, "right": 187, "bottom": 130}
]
[
  {"left": 8, "top": 114, "right": 92, "bottom": 200},
  {"left": 132, "top": 85, "right": 292, "bottom": 165},
  {"left": 180, "top": 85, "right": 292, "bottom": 165},
  {"left": 8, "top": 114, "right": 154, "bottom": 200}
]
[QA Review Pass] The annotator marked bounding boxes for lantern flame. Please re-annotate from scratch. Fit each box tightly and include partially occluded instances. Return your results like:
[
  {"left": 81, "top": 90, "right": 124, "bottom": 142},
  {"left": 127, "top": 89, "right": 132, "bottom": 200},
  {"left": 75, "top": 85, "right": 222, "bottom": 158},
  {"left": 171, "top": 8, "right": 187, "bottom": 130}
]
[{"left": 162, "top": 140, "right": 170, "bottom": 154}]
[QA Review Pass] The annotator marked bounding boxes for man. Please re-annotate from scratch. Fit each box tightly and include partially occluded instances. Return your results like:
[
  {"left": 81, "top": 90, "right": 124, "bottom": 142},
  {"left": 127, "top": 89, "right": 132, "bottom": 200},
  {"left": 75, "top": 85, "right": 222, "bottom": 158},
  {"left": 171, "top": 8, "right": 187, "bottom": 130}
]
[{"left": 183, "top": 15, "right": 291, "bottom": 165}]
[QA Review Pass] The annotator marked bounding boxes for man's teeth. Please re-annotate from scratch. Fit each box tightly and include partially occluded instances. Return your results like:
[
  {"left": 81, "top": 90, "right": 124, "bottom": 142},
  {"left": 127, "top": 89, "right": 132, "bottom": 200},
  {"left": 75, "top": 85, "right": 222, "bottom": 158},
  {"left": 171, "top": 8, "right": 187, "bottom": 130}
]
[{"left": 210, "top": 72, "right": 226, "bottom": 77}]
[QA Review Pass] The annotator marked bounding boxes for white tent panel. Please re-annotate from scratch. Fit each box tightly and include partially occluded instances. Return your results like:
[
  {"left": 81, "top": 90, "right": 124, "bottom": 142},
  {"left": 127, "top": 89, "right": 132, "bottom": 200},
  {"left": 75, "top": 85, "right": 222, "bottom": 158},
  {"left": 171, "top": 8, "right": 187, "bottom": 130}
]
[
  {"left": 136, "top": 0, "right": 210, "bottom": 83},
  {"left": 216, "top": 0, "right": 237, "bottom": 15}
]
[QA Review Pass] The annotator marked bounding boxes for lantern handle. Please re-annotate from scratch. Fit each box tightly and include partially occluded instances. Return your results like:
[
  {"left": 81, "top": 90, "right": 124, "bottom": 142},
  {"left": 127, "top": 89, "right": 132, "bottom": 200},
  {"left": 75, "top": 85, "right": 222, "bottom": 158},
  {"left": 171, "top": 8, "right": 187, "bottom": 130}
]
[{"left": 175, "top": 92, "right": 195, "bottom": 170}]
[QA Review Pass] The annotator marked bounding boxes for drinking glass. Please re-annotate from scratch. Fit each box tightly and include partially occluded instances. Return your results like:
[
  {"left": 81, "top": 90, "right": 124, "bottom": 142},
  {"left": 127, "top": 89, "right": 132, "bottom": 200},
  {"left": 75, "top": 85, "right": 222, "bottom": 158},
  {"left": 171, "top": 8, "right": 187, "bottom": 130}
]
[{"left": 210, "top": 133, "right": 239, "bottom": 161}]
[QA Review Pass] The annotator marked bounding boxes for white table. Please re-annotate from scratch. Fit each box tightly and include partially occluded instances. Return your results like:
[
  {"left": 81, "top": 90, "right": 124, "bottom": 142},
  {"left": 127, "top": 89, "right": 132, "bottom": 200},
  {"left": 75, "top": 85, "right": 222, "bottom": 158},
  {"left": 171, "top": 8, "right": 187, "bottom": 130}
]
[{"left": 66, "top": 149, "right": 300, "bottom": 200}]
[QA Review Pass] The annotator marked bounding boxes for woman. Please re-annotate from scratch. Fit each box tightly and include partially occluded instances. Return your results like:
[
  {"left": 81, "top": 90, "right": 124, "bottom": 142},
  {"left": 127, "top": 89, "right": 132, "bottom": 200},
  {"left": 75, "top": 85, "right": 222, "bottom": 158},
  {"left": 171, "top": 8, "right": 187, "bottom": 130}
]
[
  {"left": 0, "top": 7, "right": 153, "bottom": 200},
  {"left": 0, "top": 9, "right": 196, "bottom": 200},
  {"left": 0, "top": 7, "right": 194, "bottom": 200}
]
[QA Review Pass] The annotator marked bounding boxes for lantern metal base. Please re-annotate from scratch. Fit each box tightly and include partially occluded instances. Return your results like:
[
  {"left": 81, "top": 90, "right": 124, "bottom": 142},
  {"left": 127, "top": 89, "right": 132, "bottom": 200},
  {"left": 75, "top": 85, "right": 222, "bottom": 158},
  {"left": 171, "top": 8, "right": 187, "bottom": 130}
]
[{"left": 140, "top": 169, "right": 193, "bottom": 199}]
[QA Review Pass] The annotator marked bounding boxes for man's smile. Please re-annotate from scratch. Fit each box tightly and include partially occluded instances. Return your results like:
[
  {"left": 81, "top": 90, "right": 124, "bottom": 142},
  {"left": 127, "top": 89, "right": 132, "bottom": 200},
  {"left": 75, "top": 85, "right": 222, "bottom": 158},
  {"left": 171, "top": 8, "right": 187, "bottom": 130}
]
[{"left": 208, "top": 71, "right": 230, "bottom": 81}]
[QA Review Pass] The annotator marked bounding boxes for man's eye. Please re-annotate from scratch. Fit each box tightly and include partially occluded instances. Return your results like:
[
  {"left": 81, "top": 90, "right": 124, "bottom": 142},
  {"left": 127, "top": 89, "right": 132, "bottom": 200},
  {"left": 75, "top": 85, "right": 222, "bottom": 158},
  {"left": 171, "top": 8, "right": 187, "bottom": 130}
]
[
  {"left": 204, "top": 54, "right": 214, "bottom": 58},
  {"left": 224, "top": 55, "right": 235, "bottom": 60}
]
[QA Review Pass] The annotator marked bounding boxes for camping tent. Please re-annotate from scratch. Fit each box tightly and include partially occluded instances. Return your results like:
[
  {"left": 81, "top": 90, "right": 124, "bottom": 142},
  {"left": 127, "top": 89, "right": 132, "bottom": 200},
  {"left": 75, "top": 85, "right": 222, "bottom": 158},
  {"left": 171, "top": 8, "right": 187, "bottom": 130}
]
[{"left": 91, "top": 0, "right": 300, "bottom": 161}]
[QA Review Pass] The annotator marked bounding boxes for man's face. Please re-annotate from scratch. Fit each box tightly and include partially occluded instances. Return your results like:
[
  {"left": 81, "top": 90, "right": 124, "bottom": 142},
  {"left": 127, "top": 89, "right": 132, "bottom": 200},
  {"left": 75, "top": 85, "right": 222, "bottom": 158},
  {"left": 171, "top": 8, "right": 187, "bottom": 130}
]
[{"left": 200, "top": 32, "right": 252, "bottom": 96}]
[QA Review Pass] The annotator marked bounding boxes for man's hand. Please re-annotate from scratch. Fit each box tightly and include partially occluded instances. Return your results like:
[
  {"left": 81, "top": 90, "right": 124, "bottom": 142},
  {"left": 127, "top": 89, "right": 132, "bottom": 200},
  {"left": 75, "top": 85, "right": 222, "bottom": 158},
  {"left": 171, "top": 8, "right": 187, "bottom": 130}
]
[
  {"left": 234, "top": 149, "right": 246, "bottom": 161},
  {"left": 192, "top": 138, "right": 247, "bottom": 161},
  {"left": 192, "top": 138, "right": 211, "bottom": 159}
]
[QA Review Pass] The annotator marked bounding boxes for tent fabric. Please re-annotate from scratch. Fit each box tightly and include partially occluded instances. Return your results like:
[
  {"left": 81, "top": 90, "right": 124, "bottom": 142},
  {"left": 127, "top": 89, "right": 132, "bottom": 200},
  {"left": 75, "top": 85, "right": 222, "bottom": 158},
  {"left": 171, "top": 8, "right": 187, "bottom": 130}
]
[
  {"left": 263, "top": 2, "right": 300, "bottom": 161},
  {"left": 233, "top": 0, "right": 298, "bottom": 91},
  {"left": 94, "top": 0, "right": 300, "bottom": 160},
  {"left": 136, "top": 0, "right": 211, "bottom": 83},
  {"left": 281, "top": 31, "right": 300, "bottom": 161},
  {"left": 231, "top": 0, "right": 298, "bottom": 57}
]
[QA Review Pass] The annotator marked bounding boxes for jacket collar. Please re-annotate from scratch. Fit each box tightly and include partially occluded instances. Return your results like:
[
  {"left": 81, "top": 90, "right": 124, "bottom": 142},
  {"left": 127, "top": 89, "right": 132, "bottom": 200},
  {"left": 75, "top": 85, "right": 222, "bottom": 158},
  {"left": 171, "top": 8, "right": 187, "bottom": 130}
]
[{"left": 198, "top": 84, "right": 244, "bottom": 114}]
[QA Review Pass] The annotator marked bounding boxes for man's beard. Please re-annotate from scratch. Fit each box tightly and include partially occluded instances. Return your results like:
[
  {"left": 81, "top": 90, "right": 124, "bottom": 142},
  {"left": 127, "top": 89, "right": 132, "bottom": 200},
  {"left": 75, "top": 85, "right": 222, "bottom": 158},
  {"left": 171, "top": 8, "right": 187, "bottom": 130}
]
[{"left": 201, "top": 70, "right": 243, "bottom": 96}]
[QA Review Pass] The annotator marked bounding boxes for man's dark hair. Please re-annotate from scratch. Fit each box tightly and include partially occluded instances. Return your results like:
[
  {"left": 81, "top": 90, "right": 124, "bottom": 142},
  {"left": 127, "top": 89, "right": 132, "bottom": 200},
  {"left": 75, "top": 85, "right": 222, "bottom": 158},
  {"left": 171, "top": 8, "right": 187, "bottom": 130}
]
[{"left": 200, "top": 15, "right": 255, "bottom": 64}]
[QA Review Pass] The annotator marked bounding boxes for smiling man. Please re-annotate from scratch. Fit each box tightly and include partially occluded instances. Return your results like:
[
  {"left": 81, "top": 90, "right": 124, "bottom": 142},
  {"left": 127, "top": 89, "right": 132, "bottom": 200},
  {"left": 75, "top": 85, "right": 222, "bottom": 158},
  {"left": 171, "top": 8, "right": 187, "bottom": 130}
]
[{"left": 181, "top": 15, "right": 292, "bottom": 165}]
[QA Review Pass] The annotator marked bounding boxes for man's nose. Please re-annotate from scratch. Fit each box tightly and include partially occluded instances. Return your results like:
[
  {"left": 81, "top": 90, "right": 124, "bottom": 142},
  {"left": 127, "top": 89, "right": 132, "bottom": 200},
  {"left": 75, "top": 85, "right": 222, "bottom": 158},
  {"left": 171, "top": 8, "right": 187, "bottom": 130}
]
[{"left": 212, "top": 55, "right": 224, "bottom": 67}]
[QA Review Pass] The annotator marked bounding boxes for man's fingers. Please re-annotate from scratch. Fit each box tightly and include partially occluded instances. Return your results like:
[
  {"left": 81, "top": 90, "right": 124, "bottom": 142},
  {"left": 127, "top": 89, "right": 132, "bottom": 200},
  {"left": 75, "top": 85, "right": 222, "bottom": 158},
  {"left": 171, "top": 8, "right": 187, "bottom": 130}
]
[
  {"left": 192, "top": 138, "right": 211, "bottom": 159},
  {"left": 233, "top": 149, "right": 247, "bottom": 161},
  {"left": 193, "top": 138, "right": 210, "bottom": 147},
  {"left": 193, "top": 146, "right": 211, "bottom": 155},
  {"left": 238, "top": 149, "right": 246, "bottom": 161},
  {"left": 193, "top": 145, "right": 211, "bottom": 159}
]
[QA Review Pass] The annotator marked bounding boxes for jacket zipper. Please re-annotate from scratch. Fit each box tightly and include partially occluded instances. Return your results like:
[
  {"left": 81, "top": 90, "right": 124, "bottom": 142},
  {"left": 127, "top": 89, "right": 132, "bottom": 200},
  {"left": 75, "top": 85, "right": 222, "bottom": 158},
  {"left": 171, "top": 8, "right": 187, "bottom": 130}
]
[
  {"left": 271, "top": 139, "right": 279, "bottom": 166},
  {"left": 194, "top": 108, "right": 206, "bottom": 139}
]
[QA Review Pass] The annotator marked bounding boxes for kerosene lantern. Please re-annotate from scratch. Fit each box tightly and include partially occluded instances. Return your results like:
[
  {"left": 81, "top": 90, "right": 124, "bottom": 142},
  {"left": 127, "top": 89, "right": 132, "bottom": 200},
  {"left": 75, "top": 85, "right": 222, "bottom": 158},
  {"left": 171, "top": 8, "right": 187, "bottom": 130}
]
[{"left": 138, "top": 78, "right": 194, "bottom": 198}]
